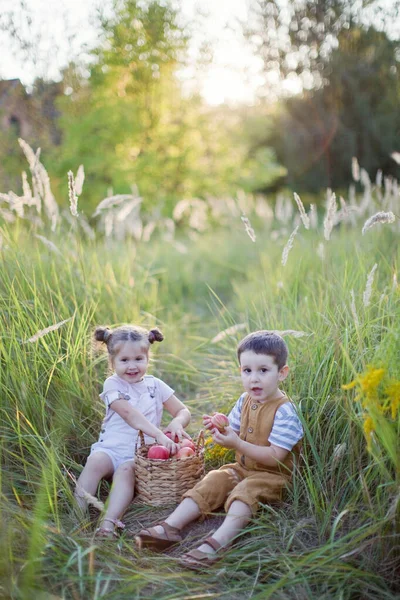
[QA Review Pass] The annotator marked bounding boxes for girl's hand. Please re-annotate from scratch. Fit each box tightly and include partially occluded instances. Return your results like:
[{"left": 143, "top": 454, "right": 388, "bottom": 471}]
[
  {"left": 202, "top": 414, "right": 214, "bottom": 431},
  {"left": 156, "top": 432, "right": 178, "bottom": 455},
  {"left": 212, "top": 426, "right": 239, "bottom": 450},
  {"left": 164, "top": 422, "right": 191, "bottom": 443}
]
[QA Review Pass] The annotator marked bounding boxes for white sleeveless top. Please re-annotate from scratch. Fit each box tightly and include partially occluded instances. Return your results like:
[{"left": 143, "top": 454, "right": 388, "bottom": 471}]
[{"left": 97, "top": 373, "right": 174, "bottom": 448}]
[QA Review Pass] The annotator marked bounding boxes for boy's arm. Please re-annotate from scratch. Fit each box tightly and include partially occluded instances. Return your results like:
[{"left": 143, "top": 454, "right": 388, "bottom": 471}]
[{"left": 212, "top": 426, "right": 289, "bottom": 468}]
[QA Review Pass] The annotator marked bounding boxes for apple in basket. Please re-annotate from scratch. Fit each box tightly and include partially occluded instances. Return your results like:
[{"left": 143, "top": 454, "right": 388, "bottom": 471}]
[
  {"left": 179, "top": 439, "right": 196, "bottom": 452},
  {"left": 147, "top": 445, "right": 170, "bottom": 460},
  {"left": 176, "top": 447, "right": 195, "bottom": 459},
  {"left": 211, "top": 412, "right": 229, "bottom": 432}
]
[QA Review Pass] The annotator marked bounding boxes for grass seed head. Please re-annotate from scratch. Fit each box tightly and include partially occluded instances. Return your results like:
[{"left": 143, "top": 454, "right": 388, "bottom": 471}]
[{"left": 362, "top": 211, "right": 395, "bottom": 235}]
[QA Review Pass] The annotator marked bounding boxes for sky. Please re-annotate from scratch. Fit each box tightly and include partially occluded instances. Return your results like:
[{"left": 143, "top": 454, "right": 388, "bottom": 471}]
[{"left": 0, "top": 0, "right": 265, "bottom": 105}]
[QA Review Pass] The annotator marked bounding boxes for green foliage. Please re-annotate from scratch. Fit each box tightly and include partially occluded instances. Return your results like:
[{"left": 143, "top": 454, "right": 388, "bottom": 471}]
[
  {"left": 248, "top": 25, "right": 400, "bottom": 193},
  {"left": 46, "top": 1, "right": 285, "bottom": 214},
  {"left": 246, "top": 0, "right": 400, "bottom": 193}
]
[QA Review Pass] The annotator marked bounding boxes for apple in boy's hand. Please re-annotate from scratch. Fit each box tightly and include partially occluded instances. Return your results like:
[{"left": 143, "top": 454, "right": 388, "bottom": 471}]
[
  {"left": 176, "top": 447, "right": 195, "bottom": 459},
  {"left": 147, "top": 445, "right": 170, "bottom": 460},
  {"left": 179, "top": 439, "right": 196, "bottom": 452},
  {"left": 211, "top": 412, "right": 229, "bottom": 432}
]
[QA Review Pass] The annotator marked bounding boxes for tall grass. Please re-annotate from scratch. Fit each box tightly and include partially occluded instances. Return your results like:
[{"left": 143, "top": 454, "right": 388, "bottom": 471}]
[{"left": 0, "top": 148, "right": 399, "bottom": 598}]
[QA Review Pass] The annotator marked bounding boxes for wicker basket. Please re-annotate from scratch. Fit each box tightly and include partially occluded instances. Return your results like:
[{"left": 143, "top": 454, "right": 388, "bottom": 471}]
[{"left": 134, "top": 430, "right": 205, "bottom": 506}]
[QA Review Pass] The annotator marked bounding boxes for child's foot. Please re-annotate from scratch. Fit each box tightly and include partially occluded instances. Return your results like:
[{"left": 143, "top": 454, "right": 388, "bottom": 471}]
[
  {"left": 95, "top": 517, "right": 125, "bottom": 539},
  {"left": 179, "top": 536, "right": 223, "bottom": 569},
  {"left": 135, "top": 521, "right": 182, "bottom": 551}
]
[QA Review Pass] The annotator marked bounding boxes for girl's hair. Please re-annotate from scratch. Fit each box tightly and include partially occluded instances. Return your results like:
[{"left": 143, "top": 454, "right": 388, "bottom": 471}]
[
  {"left": 237, "top": 330, "right": 288, "bottom": 370},
  {"left": 94, "top": 325, "right": 163, "bottom": 359}
]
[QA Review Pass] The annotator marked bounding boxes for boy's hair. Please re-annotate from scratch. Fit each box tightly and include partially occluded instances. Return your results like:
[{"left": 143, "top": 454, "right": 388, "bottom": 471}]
[
  {"left": 94, "top": 325, "right": 163, "bottom": 360},
  {"left": 237, "top": 331, "right": 288, "bottom": 369}
]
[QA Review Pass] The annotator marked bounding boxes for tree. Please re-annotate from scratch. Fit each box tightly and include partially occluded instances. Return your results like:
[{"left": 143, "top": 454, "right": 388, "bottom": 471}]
[
  {"left": 246, "top": 0, "right": 400, "bottom": 192},
  {"left": 54, "top": 0, "right": 190, "bottom": 210},
  {"left": 264, "top": 27, "right": 400, "bottom": 192},
  {"left": 249, "top": 0, "right": 400, "bottom": 91}
]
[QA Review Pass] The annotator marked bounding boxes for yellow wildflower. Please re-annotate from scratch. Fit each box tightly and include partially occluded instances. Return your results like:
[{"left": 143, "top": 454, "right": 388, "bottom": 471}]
[
  {"left": 342, "top": 379, "right": 358, "bottom": 390},
  {"left": 359, "top": 367, "right": 385, "bottom": 399},
  {"left": 363, "top": 415, "right": 375, "bottom": 450},
  {"left": 204, "top": 435, "right": 234, "bottom": 466},
  {"left": 343, "top": 367, "right": 385, "bottom": 409},
  {"left": 384, "top": 381, "right": 400, "bottom": 419}
]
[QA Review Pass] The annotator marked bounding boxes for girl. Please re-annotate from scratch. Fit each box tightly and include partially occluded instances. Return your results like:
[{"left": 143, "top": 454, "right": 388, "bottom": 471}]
[{"left": 75, "top": 324, "right": 191, "bottom": 537}]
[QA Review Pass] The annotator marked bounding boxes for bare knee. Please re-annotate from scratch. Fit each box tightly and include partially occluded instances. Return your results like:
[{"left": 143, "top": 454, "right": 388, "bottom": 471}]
[
  {"left": 85, "top": 452, "right": 114, "bottom": 477},
  {"left": 113, "top": 462, "right": 135, "bottom": 480}
]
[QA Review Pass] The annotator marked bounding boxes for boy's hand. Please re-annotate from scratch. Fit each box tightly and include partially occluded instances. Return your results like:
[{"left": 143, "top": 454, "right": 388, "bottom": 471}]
[
  {"left": 212, "top": 426, "right": 239, "bottom": 450},
  {"left": 202, "top": 414, "right": 214, "bottom": 431}
]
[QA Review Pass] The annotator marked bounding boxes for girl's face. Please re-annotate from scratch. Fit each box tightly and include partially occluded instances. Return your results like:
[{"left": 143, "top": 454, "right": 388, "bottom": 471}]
[{"left": 113, "top": 341, "right": 149, "bottom": 383}]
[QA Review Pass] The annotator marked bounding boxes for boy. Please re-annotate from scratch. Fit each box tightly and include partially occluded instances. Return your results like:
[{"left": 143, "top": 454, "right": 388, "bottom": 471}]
[{"left": 135, "top": 330, "right": 303, "bottom": 568}]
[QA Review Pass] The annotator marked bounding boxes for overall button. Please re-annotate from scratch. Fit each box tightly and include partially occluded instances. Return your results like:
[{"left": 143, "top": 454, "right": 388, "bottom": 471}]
[
  {"left": 101, "top": 429, "right": 105, "bottom": 433},
  {"left": 251, "top": 404, "right": 258, "bottom": 410},
  {"left": 248, "top": 427, "right": 253, "bottom": 433}
]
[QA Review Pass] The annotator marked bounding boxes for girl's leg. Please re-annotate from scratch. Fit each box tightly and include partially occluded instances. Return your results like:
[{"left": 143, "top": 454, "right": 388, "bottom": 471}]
[
  {"left": 99, "top": 460, "right": 135, "bottom": 530},
  {"left": 75, "top": 452, "right": 114, "bottom": 511},
  {"left": 194, "top": 500, "right": 252, "bottom": 554}
]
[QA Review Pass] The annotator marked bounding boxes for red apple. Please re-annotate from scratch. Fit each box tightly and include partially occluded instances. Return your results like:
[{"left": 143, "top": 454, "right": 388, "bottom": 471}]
[
  {"left": 211, "top": 412, "right": 229, "bottom": 432},
  {"left": 176, "top": 447, "right": 195, "bottom": 459},
  {"left": 179, "top": 439, "right": 196, "bottom": 452},
  {"left": 147, "top": 445, "right": 170, "bottom": 460}
]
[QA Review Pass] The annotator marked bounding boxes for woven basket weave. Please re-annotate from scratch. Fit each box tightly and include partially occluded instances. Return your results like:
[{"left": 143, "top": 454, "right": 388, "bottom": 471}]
[{"left": 134, "top": 431, "right": 205, "bottom": 506}]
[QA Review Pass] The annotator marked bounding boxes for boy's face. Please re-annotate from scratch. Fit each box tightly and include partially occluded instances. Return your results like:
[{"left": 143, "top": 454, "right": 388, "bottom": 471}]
[{"left": 239, "top": 350, "right": 288, "bottom": 402}]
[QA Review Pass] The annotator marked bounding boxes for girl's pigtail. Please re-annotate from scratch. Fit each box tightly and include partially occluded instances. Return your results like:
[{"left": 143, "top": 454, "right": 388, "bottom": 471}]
[
  {"left": 94, "top": 326, "right": 112, "bottom": 344},
  {"left": 148, "top": 328, "right": 164, "bottom": 344}
]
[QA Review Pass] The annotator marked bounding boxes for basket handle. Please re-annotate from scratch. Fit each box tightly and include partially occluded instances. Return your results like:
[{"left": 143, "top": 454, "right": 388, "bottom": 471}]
[
  {"left": 195, "top": 429, "right": 205, "bottom": 455},
  {"left": 134, "top": 430, "right": 146, "bottom": 453}
]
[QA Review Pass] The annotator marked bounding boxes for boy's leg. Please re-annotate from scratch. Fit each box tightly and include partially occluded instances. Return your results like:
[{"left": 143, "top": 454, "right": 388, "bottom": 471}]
[
  {"left": 75, "top": 451, "right": 114, "bottom": 511},
  {"left": 187, "top": 500, "right": 252, "bottom": 557},
  {"left": 151, "top": 497, "right": 202, "bottom": 535},
  {"left": 99, "top": 460, "right": 135, "bottom": 531},
  {"left": 136, "top": 466, "right": 240, "bottom": 548},
  {"left": 181, "top": 471, "right": 286, "bottom": 564},
  {"left": 152, "top": 465, "right": 242, "bottom": 534}
]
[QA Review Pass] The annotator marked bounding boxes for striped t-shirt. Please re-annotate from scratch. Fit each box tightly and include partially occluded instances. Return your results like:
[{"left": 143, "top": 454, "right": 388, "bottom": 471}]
[{"left": 228, "top": 393, "right": 303, "bottom": 451}]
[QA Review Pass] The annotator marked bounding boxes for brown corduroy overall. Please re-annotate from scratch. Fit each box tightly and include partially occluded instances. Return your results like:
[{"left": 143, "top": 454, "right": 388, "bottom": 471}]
[{"left": 183, "top": 394, "right": 301, "bottom": 515}]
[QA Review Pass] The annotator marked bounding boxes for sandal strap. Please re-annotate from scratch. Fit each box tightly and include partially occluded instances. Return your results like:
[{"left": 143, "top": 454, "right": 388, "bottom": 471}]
[
  {"left": 202, "top": 536, "right": 222, "bottom": 552},
  {"left": 102, "top": 517, "right": 126, "bottom": 529},
  {"left": 95, "top": 526, "right": 117, "bottom": 537},
  {"left": 140, "top": 521, "right": 182, "bottom": 542},
  {"left": 158, "top": 521, "right": 180, "bottom": 536}
]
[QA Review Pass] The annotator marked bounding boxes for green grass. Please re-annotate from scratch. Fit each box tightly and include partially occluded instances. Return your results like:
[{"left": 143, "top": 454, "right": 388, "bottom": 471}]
[{"left": 0, "top": 203, "right": 399, "bottom": 599}]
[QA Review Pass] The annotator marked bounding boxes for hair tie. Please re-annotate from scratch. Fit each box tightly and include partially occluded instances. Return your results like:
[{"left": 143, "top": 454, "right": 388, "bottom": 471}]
[{"left": 104, "top": 329, "right": 111, "bottom": 342}]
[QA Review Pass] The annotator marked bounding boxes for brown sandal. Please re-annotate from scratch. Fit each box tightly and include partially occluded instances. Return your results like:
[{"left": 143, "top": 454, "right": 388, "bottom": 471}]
[
  {"left": 135, "top": 521, "right": 183, "bottom": 552},
  {"left": 95, "top": 518, "right": 125, "bottom": 539},
  {"left": 179, "top": 536, "right": 223, "bottom": 570}
]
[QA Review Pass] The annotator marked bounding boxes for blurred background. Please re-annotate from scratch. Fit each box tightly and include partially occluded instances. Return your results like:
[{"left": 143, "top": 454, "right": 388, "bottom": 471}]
[{"left": 1, "top": 0, "right": 399, "bottom": 215}]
